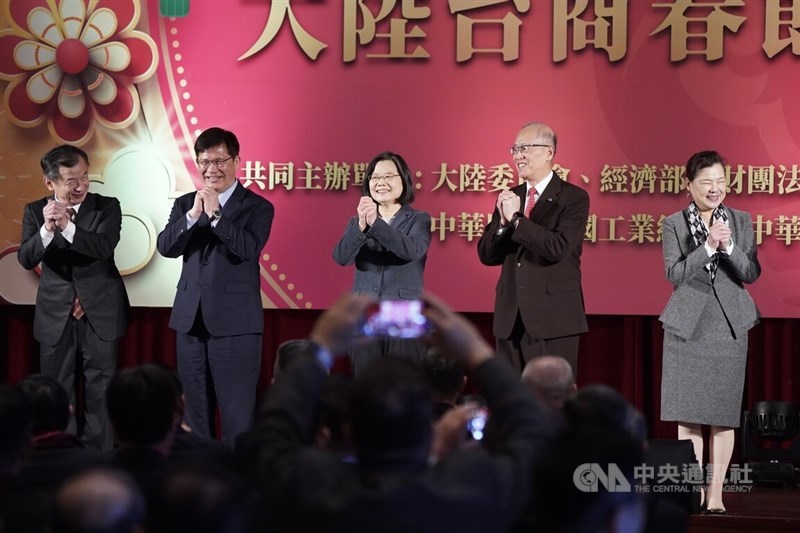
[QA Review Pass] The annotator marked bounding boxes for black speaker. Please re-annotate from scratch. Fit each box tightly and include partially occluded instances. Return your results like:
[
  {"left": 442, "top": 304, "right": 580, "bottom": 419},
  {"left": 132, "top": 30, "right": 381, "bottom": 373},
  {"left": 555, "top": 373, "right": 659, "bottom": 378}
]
[
  {"left": 645, "top": 439, "right": 702, "bottom": 514},
  {"left": 748, "top": 462, "right": 797, "bottom": 486}
]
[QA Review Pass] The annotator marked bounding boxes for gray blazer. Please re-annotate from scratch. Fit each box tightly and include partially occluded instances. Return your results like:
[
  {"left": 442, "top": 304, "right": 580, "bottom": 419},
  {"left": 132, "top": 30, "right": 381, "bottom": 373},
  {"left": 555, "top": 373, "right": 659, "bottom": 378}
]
[
  {"left": 333, "top": 204, "right": 431, "bottom": 300},
  {"left": 659, "top": 206, "right": 760, "bottom": 340}
]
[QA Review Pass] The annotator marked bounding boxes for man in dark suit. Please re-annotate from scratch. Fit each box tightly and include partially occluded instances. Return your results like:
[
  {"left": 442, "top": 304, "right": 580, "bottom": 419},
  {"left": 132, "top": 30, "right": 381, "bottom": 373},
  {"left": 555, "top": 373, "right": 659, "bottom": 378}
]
[
  {"left": 18, "top": 145, "right": 130, "bottom": 451},
  {"left": 157, "top": 127, "right": 274, "bottom": 445},
  {"left": 478, "top": 122, "right": 589, "bottom": 374}
]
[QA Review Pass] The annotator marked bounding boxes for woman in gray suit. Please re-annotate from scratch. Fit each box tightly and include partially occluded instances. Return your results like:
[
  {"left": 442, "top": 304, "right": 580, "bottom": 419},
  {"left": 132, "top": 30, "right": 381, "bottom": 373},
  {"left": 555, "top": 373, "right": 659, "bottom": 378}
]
[
  {"left": 333, "top": 151, "right": 431, "bottom": 376},
  {"left": 659, "top": 150, "right": 761, "bottom": 514}
]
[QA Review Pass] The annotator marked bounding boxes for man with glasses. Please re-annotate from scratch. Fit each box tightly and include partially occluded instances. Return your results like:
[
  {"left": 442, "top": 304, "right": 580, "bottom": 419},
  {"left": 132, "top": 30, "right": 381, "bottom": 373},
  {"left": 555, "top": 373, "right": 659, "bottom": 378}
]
[
  {"left": 18, "top": 145, "right": 131, "bottom": 451},
  {"left": 478, "top": 122, "right": 589, "bottom": 375},
  {"left": 157, "top": 127, "right": 274, "bottom": 445}
]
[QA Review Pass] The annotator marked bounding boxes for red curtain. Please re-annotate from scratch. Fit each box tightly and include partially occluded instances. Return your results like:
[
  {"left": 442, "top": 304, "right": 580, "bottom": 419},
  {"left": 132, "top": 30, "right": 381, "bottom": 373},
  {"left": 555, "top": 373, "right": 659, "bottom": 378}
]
[{"left": 2, "top": 305, "right": 797, "bottom": 440}]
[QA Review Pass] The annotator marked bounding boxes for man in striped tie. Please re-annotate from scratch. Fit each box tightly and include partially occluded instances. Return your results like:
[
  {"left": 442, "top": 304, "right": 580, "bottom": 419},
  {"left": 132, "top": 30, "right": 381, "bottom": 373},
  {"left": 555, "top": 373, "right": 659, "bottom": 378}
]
[
  {"left": 18, "top": 145, "right": 130, "bottom": 451},
  {"left": 478, "top": 122, "right": 590, "bottom": 375}
]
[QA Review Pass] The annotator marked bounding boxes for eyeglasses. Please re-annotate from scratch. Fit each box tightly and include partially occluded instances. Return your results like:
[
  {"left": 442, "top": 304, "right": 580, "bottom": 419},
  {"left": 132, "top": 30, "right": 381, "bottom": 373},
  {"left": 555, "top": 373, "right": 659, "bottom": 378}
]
[
  {"left": 509, "top": 144, "right": 552, "bottom": 155},
  {"left": 370, "top": 173, "right": 400, "bottom": 182},
  {"left": 196, "top": 156, "right": 234, "bottom": 170}
]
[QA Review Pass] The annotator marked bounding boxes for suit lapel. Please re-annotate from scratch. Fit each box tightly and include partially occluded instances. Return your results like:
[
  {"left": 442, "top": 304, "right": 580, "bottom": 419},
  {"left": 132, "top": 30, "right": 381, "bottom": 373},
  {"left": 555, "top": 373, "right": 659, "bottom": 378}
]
[
  {"left": 678, "top": 209, "right": 703, "bottom": 256},
  {"left": 530, "top": 173, "right": 561, "bottom": 223},
  {"left": 514, "top": 184, "right": 526, "bottom": 213},
  {"left": 74, "top": 193, "right": 98, "bottom": 229},
  {"left": 222, "top": 183, "right": 247, "bottom": 219},
  {"left": 202, "top": 183, "right": 245, "bottom": 260},
  {"left": 392, "top": 204, "right": 412, "bottom": 228}
]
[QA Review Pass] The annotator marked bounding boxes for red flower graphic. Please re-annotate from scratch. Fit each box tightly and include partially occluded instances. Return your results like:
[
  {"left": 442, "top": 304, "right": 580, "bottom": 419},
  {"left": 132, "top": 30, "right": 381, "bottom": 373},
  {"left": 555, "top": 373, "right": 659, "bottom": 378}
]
[{"left": 0, "top": 0, "right": 158, "bottom": 144}]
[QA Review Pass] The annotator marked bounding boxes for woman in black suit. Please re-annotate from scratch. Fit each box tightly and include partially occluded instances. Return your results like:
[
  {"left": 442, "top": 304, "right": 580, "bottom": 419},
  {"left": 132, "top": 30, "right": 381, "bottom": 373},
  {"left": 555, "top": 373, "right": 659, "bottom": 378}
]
[{"left": 333, "top": 151, "right": 431, "bottom": 376}]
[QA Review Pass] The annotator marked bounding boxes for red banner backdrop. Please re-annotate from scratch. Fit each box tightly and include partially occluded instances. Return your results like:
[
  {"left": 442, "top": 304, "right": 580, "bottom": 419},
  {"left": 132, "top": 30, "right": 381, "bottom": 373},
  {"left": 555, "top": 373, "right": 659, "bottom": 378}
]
[{"left": 1, "top": 0, "right": 798, "bottom": 316}]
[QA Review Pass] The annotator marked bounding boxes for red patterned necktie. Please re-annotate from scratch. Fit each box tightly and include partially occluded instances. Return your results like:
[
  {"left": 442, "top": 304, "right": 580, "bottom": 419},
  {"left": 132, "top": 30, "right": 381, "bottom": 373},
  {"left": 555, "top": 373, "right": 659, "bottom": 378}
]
[
  {"left": 71, "top": 295, "right": 85, "bottom": 320},
  {"left": 524, "top": 187, "right": 537, "bottom": 217}
]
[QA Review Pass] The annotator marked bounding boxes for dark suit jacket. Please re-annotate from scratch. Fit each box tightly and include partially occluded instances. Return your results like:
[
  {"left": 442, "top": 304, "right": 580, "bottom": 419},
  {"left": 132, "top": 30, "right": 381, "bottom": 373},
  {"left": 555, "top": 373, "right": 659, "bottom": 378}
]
[
  {"left": 333, "top": 204, "right": 431, "bottom": 300},
  {"left": 478, "top": 173, "right": 590, "bottom": 340},
  {"left": 18, "top": 193, "right": 130, "bottom": 345},
  {"left": 156, "top": 183, "right": 274, "bottom": 336},
  {"left": 253, "top": 352, "right": 551, "bottom": 533},
  {"left": 659, "top": 206, "right": 760, "bottom": 339}
]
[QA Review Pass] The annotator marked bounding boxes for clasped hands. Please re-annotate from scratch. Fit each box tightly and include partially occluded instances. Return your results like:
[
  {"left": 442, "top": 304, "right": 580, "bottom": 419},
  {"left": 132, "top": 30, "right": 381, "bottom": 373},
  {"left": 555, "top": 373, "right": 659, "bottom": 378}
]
[
  {"left": 707, "top": 218, "right": 731, "bottom": 252},
  {"left": 357, "top": 196, "right": 378, "bottom": 231},
  {"left": 43, "top": 199, "right": 70, "bottom": 232},
  {"left": 496, "top": 190, "right": 521, "bottom": 226},
  {"left": 189, "top": 185, "right": 221, "bottom": 220}
]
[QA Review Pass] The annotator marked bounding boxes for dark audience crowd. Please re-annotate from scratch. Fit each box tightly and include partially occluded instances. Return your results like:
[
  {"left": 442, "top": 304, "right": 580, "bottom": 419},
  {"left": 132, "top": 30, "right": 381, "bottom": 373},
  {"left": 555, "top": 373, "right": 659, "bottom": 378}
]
[{"left": 1, "top": 293, "right": 688, "bottom": 533}]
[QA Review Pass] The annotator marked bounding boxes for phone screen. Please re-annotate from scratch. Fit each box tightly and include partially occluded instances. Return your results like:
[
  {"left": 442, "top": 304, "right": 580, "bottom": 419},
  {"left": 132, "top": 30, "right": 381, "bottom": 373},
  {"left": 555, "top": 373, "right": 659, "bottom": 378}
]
[
  {"left": 361, "top": 300, "right": 431, "bottom": 339},
  {"left": 466, "top": 408, "right": 489, "bottom": 441}
]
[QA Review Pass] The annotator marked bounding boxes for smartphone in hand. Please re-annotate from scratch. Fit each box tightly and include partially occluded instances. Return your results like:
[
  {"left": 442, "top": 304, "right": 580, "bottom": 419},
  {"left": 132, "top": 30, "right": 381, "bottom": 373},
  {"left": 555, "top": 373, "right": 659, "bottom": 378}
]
[{"left": 361, "top": 299, "right": 432, "bottom": 339}]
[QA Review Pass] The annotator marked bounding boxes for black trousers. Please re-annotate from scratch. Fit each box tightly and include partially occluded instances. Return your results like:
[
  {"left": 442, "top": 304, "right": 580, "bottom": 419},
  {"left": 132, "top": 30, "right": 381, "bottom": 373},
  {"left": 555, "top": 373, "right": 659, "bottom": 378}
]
[
  {"left": 39, "top": 317, "right": 117, "bottom": 451},
  {"left": 495, "top": 313, "right": 580, "bottom": 375}
]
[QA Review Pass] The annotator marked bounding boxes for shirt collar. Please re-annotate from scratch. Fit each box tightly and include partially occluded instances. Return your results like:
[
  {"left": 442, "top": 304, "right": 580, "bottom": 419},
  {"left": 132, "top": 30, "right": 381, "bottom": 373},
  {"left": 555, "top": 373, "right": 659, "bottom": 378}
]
[
  {"left": 526, "top": 170, "right": 554, "bottom": 197},
  {"left": 55, "top": 197, "right": 82, "bottom": 213},
  {"left": 217, "top": 181, "right": 238, "bottom": 207}
]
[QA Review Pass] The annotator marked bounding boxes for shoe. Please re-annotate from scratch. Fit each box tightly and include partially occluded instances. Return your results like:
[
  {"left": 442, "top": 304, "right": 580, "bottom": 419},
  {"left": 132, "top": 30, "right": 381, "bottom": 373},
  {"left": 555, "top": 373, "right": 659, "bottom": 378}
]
[{"left": 705, "top": 508, "right": 726, "bottom": 515}]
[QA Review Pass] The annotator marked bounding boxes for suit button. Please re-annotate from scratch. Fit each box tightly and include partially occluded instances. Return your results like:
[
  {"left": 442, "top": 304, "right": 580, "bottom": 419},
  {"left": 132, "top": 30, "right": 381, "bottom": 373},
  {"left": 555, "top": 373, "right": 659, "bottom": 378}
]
[
  {"left": 373, "top": 288, "right": 379, "bottom": 292},
  {"left": 517, "top": 262, "right": 521, "bottom": 267}
]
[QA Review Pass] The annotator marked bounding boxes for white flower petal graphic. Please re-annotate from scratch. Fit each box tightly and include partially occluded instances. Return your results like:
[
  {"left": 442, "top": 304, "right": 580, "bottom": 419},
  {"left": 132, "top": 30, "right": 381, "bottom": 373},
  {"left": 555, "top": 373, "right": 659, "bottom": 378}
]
[
  {"left": 26, "top": 64, "right": 63, "bottom": 103},
  {"left": 83, "top": 66, "right": 116, "bottom": 105},
  {"left": 59, "top": 0, "right": 87, "bottom": 40},
  {"left": 27, "top": 7, "right": 63, "bottom": 47},
  {"left": 58, "top": 75, "right": 86, "bottom": 118},
  {"left": 89, "top": 42, "right": 130, "bottom": 72},
  {"left": 14, "top": 40, "right": 56, "bottom": 70},
  {"left": 81, "top": 8, "right": 117, "bottom": 48}
]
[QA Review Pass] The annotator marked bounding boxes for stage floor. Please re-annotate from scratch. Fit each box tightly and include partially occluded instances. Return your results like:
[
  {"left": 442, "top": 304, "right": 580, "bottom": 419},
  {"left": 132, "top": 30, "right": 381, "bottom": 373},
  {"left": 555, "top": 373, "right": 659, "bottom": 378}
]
[{"left": 689, "top": 485, "right": 799, "bottom": 532}]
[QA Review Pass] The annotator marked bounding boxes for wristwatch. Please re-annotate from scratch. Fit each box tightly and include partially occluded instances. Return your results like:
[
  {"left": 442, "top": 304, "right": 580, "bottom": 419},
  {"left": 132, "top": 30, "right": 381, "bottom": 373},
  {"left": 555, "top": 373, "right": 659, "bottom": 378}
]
[{"left": 211, "top": 209, "right": 222, "bottom": 221}]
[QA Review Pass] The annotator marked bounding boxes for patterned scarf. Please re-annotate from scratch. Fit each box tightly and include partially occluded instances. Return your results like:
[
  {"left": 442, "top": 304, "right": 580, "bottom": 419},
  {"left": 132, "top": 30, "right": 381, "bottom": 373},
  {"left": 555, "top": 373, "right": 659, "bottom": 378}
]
[{"left": 687, "top": 201, "right": 729, "bottom": 280}]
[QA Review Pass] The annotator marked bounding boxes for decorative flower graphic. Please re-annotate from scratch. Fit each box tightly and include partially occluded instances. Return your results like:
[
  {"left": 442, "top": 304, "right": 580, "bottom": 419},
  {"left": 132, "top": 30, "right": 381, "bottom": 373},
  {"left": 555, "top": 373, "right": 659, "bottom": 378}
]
[{"left": 0, "top": 0, "right": 158, "bottom": 144}]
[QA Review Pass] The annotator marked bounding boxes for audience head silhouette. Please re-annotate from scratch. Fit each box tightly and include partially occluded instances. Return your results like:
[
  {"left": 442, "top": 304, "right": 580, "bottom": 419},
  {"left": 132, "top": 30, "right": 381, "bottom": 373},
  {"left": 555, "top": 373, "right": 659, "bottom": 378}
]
[
  {"left": 51, "top": 468, "right": 145, "bottom": 533},
  {"left": 17, "top": 374, "right": 70, "bottom": 434},
  {"left": 106, "top": 363, "right": 182, "bottom": 449},
  {"left": 420, "top": 347, "right": 465, "bottom": 409},
  {"left": 350, "top": 357, "right": 433, "bottom": 468},
  {"left": 0, "top": 384, "right": 32, "bottom": 476},
  {"left": 521, "top": 355, "right": 576, "bottom": 410},
  {"left": 148, "top": 465, "right": 252, "bottom": 533},
  {"left": 531, "top": 426, "right": 645, "bottom": 533},
  {"left": 565, "top": 384, "right": 647, "bottom": 443}
]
